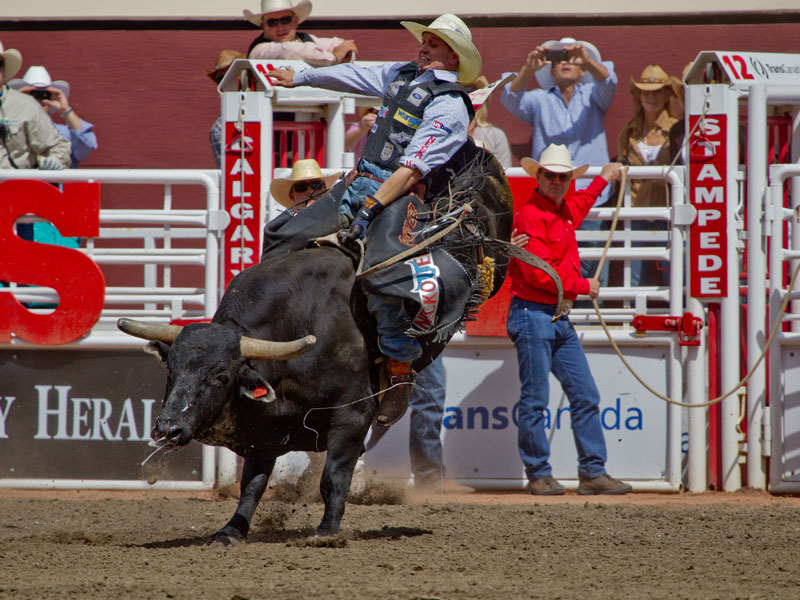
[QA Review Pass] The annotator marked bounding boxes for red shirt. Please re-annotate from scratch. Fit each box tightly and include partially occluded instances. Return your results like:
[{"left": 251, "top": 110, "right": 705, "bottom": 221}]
[{"left": 508, "top": 176, "right": 608, "bottom": 305}]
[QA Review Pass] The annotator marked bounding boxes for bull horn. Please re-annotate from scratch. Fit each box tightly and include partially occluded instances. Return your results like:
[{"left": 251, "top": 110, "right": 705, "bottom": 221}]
[
  {"left": 117, "top": 318, "right": 183, "bottom": 344},
  {"left": 240, "top": 334, "right": 316, "bottom": 361}
]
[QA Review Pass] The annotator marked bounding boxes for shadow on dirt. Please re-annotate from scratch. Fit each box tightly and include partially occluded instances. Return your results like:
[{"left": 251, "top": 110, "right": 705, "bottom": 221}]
[{"left": 131, "top": 524, "right": 432, "bottom": 549}]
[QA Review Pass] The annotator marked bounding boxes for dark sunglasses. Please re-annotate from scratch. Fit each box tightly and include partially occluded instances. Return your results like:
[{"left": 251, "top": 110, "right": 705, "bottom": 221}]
[
  {"left": 542, "top": 170, "right": 571, "bottom": 182},
  {"left": 291, "top": 180, "right": 324, "bottom": 194},
  {"left": 264, "top": 15, "right": 293, "bottom": 27}
]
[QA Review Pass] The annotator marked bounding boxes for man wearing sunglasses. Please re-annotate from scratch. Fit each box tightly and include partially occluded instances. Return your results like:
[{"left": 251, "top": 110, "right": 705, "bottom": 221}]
[
  {"left": 507, "top": 143, "right": 632, "bottom": 496},
  {"left": 244, "top": 0, "right": 357, "bottom": 66}
]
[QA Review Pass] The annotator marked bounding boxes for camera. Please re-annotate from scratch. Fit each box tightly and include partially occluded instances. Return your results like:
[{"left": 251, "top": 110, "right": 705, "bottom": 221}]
[
  {"left": 545, "top": 49, "right": 569, "bottom": 64},
  {"left": 30, "top": 89, "right": 52, "bottom": 100}
]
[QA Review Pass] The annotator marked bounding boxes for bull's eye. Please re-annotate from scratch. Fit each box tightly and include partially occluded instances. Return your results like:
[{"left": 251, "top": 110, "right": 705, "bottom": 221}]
[{"left": 217, "top": 374, "right": 230, "bottom": 385}]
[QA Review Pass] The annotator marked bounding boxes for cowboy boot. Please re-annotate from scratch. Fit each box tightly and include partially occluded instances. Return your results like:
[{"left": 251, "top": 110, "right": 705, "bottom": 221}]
[{"left": 376, "top": 357, "right": 416, "bottom": 427}]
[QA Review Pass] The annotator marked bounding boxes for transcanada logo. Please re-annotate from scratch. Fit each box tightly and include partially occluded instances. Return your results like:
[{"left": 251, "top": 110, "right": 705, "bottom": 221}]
[
  {"left": 443, "top": 398, "right": 644, "bottom": 431},
  {"left": 406, "top": 253, "right": 440, "bottom": 332}
]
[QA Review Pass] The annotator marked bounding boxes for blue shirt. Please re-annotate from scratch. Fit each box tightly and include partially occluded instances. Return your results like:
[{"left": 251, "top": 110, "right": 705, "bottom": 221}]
[
  {"left": 293, "top": 62, "right": 469, "bottom": 177},
  {"left": 54, "top": 119, "right": 97, "bottom": 169},
  {"left": 500, "top": 62, "right": 617, "bottom": 205}
]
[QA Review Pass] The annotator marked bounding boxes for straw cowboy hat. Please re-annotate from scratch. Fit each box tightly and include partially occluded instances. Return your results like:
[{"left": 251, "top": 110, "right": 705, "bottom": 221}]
[
  {"left": 243, "top": 0, "right": 312, "bottom": 27},
  {"left": 269, "top": 159, "right": 342, "bottom": 208},
  {"left": 206, "top": 50, "right": 246, "bottom": 82},
  {"left": 400, "top": 14, "right": 482, "bottom": 83},
  {"left": 630, "top": 64, "right": 671, "bottom": 93},
  {"left": 7, "top": 65, "right": 70, "bottom": 97},
  {"left": 534, "top": 37, "right": 602, "bottom": 89},
  {"left": 520, "top": 144, "right": 589, "bottom": 178},
  {"left": 0, "top": 41, "right": 23, "bottom": 81}
]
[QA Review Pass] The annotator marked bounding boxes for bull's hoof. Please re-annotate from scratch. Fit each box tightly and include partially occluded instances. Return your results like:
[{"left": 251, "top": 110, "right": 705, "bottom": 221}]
[
  {"left": 312, "top": 526, "right": 340, "bottom": 538},
  {"left": 207, "top": 528, "right": 246, "bottom": 547}
]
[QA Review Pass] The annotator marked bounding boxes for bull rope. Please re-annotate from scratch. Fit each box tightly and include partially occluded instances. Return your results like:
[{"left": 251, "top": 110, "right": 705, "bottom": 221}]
[{"left": 591, "top": 169, "right": 800, "bottom": 408}]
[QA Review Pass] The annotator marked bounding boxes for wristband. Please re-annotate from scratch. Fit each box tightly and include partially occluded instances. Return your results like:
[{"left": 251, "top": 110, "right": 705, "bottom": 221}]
[
  {"left": 60, "top": 107, "right": 74, "bottom": 118},
  {"left": 363, "top": 194, "right": 384, "bottom": 215}
]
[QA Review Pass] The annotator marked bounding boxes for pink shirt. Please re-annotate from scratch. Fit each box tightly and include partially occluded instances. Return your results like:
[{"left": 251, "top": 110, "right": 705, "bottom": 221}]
[{"left": 248, "top": 34, "right": 344, "bottom": 67}]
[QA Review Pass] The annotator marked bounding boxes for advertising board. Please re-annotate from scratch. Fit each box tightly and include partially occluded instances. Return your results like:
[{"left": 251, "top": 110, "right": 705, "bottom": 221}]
[{"left": 0, "top": 349, "right": 202, "bottom": 483}]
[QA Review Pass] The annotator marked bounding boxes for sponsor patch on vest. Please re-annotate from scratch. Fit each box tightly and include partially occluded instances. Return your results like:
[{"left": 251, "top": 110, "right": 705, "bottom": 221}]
[
  {"left": 380, "top": 141, "right": 394, "bottom": 161},
  {"left": 406, "top": 253, "right": 440, "bottom": 332},
  {"left": 388, "top": 80, "right": 405, "bottom": 97},
  {"left": 370, "top": 123, "right": 378, "bottom": 134},
  {"left": 378, "top": 105, "right": 388, "bottom": 118},
  {"left": 393, "top": 108, "right": 422, "bottom": 130},
  {"left": 389, "top": 131, "right": 414, "bottom": 145},
  {"left": 407, "top": 87, "right": 431, "bottom": 107}
]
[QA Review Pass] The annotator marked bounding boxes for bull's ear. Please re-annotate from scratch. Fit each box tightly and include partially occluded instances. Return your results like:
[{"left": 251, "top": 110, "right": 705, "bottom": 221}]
[
  {"left": 143, "top": 340, "right": 170, "bottom": 366},
  {"left": 239, "top": 365, "right": 276, "bottom": 403}
]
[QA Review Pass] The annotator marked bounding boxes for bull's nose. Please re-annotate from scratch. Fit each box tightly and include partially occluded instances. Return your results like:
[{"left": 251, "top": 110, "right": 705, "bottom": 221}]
[{"left": 165, "top": 424, "right": 183, "bottom": 443}]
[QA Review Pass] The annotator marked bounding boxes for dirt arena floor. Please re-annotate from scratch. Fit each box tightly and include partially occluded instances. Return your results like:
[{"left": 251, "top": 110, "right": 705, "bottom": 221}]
[{"left": 2, "top": 482, "right": 800, "bottom": 600}]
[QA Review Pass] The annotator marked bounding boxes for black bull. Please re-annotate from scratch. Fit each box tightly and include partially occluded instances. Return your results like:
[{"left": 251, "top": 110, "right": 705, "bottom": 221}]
[{"left": 117, "top": 145, "right": 563, "bottom": 541}]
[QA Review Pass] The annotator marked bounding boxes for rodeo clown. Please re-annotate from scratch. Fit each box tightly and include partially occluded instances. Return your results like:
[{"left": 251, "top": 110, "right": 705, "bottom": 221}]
[{"left": 267, "top": 14, "right": 481, "bottom": 427}]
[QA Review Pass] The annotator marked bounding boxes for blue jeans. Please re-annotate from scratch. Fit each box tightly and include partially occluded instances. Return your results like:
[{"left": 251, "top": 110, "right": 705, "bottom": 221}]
[
  {"left": 506, "top": 297, "right": 608, "bottom": 480},
  {"left": 409, "top": 355, "right": 446, "bottom": 480},
  {"left": 367, "top": 293, "right": 422, "bottom": 362},
  {"left": 630, "top": 220, "right": 670, "bottom": 288},
  {"left": 349, "top": 159, "right": 422, "bottom": 362},
  {"left": 339, "top": 159, "right": 392, "bottom": 222}
]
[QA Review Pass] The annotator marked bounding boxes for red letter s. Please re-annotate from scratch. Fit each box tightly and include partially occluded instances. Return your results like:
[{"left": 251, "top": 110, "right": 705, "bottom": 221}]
[{"left": 0, "top": 180, "right": 105, "bottom": 345}]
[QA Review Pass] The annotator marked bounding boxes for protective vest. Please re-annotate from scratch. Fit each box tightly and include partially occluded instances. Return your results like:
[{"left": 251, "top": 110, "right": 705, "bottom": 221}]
[{"left": 362, "top": 63, "right": 474, "bottom": 171}]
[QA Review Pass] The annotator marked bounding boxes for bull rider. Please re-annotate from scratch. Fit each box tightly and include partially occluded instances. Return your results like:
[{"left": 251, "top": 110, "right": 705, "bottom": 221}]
[{"left": 268, "top": 13, "right": 481, "bottom": 427}]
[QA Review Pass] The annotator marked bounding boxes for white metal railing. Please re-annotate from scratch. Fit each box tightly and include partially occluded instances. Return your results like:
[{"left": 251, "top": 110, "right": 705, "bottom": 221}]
[
  {"left": 768, "top": 163, "right": 800, "bottom": 494},
  {"left": 0, "top": 169, "right": 225, "bottom": 348}
]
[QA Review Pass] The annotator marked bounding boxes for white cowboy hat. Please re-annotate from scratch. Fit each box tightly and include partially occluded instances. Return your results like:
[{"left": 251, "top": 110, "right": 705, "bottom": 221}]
[
  {"left": 400, "top": 14, "right": 482, "bottom": 84},
  {"left": 243, "top": 0, "right": 312, "bottom": 27},
  {"left": 0, "top": 41, "right": 23, "bottom": 81},
  {"left": 7, "top": 65, "right": 70, "bottom": 98},
  {"left": 520, "top": 144, "right": 589, "bottom": 178},
  {"left": 270, "top": 159, "right": 342, "bottom": 208},
  {"left": 534, "top": 37, "right": 602, "bottom": 90}
]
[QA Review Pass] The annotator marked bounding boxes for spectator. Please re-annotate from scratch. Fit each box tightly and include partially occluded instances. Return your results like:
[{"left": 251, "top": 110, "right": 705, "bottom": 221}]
[
  {"left": 668, "top": 62, "right": 693, "bottom": 164},
  {"left": 408, "top": 355, "right": 447, "bottom": 487},
  {"left": 244, "top": 0, "right": 357, "bottom": 66},
  {"left": 466, "top": 76, "right": 511, "bottom": 168},
  {"left": 507, "top": 143, "right": 631, "bottom": 496},
  {"left": 501, "top": 37, "right": 617, "bottom": 283},
  {"left": 206, "top": 50, "right": 246, "bottom": 169},
  {"left": 269, "top": 158, "right": 341, "bottom": 213},
  {"left": 262, "top": 158, "right": 343, "bottom": 247},
  {"left": 9, "top": 66, "right": 97, "bottom": 170},
  {"left": 617, "top": 65, "right": 678, "bottom": 288},
  {"left": 0, "top": 42, "right": 70, "bottom": 171},
  {"left": 344, "top": 105, "right": 379, "bottom": 160}
]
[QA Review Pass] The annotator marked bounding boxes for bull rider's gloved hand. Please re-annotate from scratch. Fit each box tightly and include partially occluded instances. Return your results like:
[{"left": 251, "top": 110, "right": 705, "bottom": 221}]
[
  {"left": 342, "top": 194, "right": 384, "bottom": 247},
  {"left": 38, "top": 156, "right": 65, "bottom": 170}
]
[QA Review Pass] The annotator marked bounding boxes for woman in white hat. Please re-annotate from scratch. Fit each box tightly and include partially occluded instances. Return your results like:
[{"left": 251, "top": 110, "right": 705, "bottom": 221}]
[
  {"left": 507, "top": 143, "right": 631, "bottom": 497},
  {"left": 617, "top": 64, "right": 678, "bottom": 287},
  {"left": 269, "top": 158, "right": 342, "bottom": 212},
  {"left": 266, "top": 14, "right": 482, "bottom": 427},
  {"left": 244, "top": 0, "right": 357, "bottom": 66}
]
